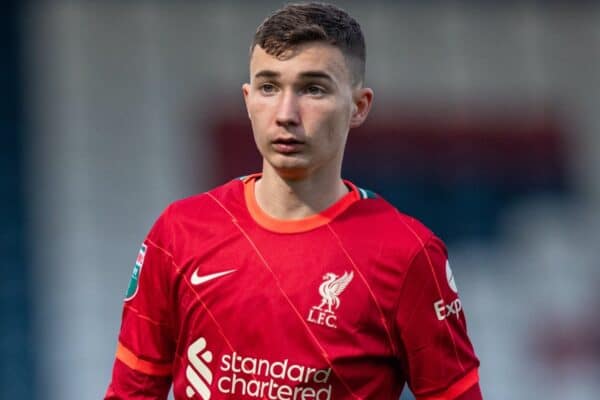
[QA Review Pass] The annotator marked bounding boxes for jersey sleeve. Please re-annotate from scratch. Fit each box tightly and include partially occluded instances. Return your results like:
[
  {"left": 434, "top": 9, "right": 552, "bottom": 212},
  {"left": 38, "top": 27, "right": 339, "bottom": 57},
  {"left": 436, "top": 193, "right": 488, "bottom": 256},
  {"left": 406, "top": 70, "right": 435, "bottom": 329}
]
[
  {"left": 395, "top": 236, "right": 482, "bottom": 400},
  {"left": 105, "top": 209, "right": 176, "bottom": 400}
]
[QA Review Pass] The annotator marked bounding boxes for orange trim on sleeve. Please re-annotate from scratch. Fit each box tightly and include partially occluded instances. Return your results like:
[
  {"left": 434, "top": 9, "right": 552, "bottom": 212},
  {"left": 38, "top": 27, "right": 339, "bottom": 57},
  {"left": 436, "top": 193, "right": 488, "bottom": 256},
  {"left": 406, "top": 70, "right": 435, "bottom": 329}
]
[
  {"left": 115, "top": 341, "right": 172, "bottom": 377},
  {"left": 417, "top": 368, "right": 479, "bottom": 400},
  {"left": 243, "top": 173, "right": 360, "bottom": 233}
]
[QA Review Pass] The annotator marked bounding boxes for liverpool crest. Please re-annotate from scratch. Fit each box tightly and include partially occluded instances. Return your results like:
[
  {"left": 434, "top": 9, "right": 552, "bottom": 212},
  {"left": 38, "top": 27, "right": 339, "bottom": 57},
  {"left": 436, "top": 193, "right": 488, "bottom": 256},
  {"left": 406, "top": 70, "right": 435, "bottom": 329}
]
[{"left": 307, "top": 271, "right": 354, "bottom": 328}]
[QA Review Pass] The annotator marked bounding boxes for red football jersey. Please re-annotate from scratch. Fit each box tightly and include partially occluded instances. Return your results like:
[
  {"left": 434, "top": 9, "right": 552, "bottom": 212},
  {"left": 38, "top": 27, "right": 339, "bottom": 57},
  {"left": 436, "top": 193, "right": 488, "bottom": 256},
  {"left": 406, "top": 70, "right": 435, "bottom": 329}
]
[{"left": 105, "top": 174, "right": 481, "bottom": 400}]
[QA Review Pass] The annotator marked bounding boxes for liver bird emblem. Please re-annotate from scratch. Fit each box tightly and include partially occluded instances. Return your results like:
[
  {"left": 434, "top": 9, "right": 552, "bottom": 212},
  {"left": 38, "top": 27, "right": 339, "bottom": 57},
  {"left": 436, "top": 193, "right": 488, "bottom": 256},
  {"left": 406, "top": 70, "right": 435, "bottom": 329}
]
[{"left": 316, "top": 271, "right": 354, "bottom": 313}]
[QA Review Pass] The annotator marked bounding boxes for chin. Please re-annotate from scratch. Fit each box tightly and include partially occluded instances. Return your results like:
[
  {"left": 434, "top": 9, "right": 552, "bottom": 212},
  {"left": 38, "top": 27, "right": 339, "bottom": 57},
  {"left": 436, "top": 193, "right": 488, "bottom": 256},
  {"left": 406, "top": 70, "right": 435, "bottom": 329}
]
[
  {"left": 273, "top": 167, "right": 309, "bottom": 181},
  {"left": 267, "top": 155, "right": 309, "bottom": 174}
]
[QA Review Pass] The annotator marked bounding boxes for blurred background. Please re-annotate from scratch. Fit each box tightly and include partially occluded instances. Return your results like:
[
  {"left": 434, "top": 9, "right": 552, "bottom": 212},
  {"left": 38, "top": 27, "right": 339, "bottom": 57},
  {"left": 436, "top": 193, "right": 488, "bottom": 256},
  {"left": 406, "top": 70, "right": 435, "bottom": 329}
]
[{"left": 2, "top": 0, "right": 600, "bottom": 399}]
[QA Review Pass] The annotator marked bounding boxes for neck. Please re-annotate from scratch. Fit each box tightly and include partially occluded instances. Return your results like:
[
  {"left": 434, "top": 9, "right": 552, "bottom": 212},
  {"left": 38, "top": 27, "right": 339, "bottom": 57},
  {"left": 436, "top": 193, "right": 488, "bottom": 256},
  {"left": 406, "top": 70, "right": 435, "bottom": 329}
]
[{"left": 254, "top": 165, "right": 349, "bottom": 220}]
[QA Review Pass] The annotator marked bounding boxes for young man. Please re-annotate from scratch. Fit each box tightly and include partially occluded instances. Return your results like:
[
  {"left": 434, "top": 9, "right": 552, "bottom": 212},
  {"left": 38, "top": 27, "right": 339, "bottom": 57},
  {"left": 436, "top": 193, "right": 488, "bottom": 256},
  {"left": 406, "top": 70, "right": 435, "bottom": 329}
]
[{"left": 106, "top": 3, "right": 482, "bottom": 399}]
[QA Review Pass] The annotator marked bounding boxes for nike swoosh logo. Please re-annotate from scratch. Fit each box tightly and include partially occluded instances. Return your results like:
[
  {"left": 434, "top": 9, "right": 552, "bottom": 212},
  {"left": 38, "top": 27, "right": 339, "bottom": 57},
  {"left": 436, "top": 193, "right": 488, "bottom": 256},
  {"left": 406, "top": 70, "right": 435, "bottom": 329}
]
[{"left": 191, "top": 268, "right": 237, "bottom": 285}]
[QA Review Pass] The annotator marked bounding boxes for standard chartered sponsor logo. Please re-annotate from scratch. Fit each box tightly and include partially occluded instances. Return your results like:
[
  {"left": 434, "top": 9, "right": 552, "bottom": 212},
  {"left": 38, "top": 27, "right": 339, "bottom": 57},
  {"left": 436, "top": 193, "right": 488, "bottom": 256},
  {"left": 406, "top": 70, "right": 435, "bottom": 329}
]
[
  {"left": 186, "top": 337, "right": 332, "bottom": 399},
  {"left": 186, "top": 337, "right": 213, "bottom": 399},
  {"left": 218, "top": 352, "right": 332, "bottom": 399}
]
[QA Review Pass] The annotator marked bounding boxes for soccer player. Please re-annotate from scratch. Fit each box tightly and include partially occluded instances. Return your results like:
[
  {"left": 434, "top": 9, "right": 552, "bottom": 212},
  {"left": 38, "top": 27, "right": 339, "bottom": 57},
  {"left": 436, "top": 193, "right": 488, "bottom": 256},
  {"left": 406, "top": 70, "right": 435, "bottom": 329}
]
[{"left": 105, "top": 3, "right": 482, "bottom": 399}]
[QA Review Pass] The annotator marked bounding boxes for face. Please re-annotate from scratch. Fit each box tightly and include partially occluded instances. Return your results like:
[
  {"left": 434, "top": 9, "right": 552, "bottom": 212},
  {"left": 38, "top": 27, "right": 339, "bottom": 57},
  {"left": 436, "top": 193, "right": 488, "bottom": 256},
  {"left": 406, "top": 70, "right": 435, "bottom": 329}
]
[{"left": 242, "top": 42, "right": 373, "bottom": 180}]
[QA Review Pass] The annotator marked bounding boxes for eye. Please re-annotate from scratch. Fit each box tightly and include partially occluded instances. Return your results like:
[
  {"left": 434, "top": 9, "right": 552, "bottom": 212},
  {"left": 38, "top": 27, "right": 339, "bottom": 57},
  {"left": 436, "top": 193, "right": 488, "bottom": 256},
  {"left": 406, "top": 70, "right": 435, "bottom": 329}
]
[
  {"left": 259, "top": 83, "right": 277, "bottom": 95},
  {"left": 304, "top": 85, "right": 326, "bottom": 96}
]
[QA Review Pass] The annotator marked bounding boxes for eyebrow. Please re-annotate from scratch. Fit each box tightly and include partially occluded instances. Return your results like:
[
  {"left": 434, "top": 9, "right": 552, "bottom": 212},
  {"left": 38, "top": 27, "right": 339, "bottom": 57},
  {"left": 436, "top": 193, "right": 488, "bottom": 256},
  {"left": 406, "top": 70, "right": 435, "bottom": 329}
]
[
  {"left": 254, "top": 70, "right": 335, "bottom": 82},
  {"left": 254, "top": 70, "right": 280, "bottom": 79}
]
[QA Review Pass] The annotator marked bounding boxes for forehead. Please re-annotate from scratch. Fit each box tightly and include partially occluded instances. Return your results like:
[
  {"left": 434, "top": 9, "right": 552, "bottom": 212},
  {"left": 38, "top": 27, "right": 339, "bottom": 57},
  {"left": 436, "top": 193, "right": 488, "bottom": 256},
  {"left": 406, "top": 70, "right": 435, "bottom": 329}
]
[{"left": 249, "top": 42, "right": 351, "bottom": 83}]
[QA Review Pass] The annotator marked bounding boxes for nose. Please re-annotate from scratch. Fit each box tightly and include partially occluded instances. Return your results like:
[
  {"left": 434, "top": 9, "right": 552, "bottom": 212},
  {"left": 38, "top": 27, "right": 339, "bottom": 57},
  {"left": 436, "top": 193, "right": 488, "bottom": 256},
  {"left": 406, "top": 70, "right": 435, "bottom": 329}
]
[{"left": 275, "top": 90, "right": 300, "bottom": 127}]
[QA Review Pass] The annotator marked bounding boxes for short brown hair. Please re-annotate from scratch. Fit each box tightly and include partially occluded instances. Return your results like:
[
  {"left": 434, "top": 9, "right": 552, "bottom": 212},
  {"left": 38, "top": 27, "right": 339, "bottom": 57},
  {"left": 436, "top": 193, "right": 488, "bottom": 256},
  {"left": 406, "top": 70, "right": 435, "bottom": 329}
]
[{"left": 251, "top": 2, "right": 366, "bottom": 85}]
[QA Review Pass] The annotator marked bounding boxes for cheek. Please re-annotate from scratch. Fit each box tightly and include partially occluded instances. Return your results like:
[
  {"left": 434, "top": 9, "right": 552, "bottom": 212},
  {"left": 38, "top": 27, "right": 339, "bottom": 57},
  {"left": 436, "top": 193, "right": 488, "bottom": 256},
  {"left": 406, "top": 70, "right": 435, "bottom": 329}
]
[
  {"left": 305, "top": 100, "right": 342, "bottom": 125},
  {"left": 248, "top": 102, "right": 271, "bottom": 131},
  {"left": 321, "top": 104, "right": 352, "bottom": 142}
]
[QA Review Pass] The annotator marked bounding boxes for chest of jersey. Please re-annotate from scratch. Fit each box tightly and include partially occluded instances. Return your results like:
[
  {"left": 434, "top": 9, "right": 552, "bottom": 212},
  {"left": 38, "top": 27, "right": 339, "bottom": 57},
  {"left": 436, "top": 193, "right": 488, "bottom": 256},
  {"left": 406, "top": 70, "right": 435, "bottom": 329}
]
[{"left": 170, "top": 221, "right": 402, "bottom": 399}]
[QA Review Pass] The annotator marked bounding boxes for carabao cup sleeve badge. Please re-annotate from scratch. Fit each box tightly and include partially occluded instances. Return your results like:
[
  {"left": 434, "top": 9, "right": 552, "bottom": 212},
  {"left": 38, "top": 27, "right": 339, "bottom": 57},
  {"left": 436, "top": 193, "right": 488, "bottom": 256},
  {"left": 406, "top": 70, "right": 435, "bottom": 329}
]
[{"left": 125, "top": 243, "right": 147, "bottom": 301}]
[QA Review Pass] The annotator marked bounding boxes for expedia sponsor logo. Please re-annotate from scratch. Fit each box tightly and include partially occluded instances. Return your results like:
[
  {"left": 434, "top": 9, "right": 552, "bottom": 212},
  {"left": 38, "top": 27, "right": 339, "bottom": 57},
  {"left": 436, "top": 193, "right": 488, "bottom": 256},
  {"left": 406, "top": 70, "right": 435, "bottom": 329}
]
[
  {"left": 434, "top": 298, "right": 462, "bottom": 321},
  {"left": 186, "top": 337, "right": 333, "bottom": 399}
]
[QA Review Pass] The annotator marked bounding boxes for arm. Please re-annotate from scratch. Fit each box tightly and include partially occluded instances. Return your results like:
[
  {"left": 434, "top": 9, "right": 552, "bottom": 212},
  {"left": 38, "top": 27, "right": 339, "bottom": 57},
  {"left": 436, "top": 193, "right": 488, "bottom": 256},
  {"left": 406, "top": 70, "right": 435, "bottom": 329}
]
[
  {"left": 105, "top": 213, "right": 176, "bottom": 400},
  {"left": 395, "top": 236, "right": 482, "bottom": 400}
]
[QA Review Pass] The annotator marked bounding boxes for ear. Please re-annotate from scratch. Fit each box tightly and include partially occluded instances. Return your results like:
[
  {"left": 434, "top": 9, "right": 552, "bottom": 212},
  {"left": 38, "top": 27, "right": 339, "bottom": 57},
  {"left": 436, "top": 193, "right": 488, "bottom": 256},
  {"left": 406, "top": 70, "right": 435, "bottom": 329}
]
[
  {"left": 349, "top": 87, "right": 374, "bottom": 128},
  {"left": 242, "top": 83, "right": 251, "bottom": 120}
]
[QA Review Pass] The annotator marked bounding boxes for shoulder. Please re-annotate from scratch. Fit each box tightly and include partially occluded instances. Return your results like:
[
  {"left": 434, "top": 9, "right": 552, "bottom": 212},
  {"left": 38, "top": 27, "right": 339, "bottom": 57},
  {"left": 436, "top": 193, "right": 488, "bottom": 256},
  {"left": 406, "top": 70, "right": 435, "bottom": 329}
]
[
  {"left": 165, "top": 176, "right": 245, "bottom": 218},
  {"left": 349, "top": 183, "right": 435, "bottom": 242},
  {"left": 342, "top": 182, "right": 440, "bottom": 260},
  {"left": 146, "top": 177, "right": 246, "bottom": 244}
]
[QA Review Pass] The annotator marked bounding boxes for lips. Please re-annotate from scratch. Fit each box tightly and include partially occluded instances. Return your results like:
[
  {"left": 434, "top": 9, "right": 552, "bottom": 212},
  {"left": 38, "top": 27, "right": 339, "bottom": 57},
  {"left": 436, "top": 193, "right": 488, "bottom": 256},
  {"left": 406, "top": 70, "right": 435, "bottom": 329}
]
[
  {"left": 271, "top": 137, "right": 305, "bottom": 154},
  {"left": 273, "top": 137, "right": 304, "bottom": 145}
]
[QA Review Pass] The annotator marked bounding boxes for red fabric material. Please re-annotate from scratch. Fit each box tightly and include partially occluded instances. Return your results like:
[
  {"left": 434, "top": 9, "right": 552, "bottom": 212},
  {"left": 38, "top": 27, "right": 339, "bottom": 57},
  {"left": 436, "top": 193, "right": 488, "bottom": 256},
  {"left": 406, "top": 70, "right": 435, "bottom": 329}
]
[{"left": 106, "top": 176, "right": 480, "bottom": 399}]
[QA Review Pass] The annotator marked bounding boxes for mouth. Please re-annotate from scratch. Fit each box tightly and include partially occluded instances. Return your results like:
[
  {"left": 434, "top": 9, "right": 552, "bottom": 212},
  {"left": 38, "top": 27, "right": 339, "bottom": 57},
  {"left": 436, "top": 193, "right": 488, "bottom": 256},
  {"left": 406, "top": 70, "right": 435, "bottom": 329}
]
[
  {"left": 272, "top": 137, "right": 304, "bottom": 145},
  {"left": 271, "top": 137, "right": 305, "bottom": 154}
]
